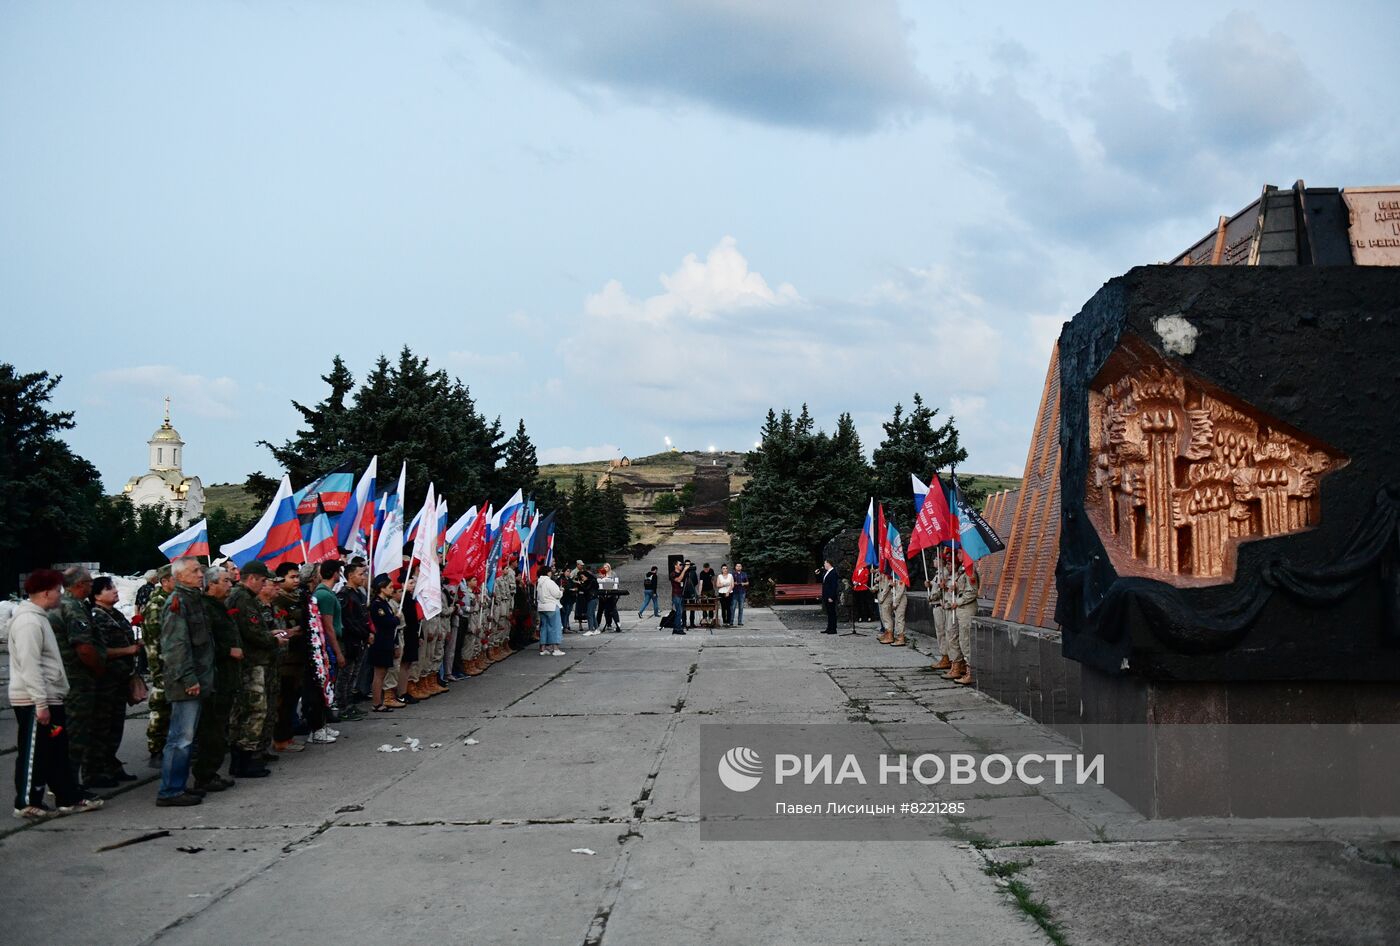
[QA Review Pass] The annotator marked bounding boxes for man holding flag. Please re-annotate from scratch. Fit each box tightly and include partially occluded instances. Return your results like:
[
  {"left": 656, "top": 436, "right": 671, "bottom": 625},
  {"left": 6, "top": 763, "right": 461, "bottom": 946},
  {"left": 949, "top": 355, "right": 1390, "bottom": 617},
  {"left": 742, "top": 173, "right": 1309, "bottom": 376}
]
[
  {"left": 938, "top": 473, "right": 1001, "bottom": 686},
  {"left": 874, "top": 505, "right": 910, "bottom": 646},
  {"left": 909, "top": 474, "right": 956, "bottom": 669}
]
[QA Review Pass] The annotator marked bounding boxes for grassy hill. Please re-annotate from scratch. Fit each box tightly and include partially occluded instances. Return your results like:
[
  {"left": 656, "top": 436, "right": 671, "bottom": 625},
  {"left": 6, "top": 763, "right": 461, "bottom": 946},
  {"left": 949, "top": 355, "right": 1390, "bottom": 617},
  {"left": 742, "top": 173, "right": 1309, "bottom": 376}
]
[
  {"left": 203, "top": 482, "right": 260, "bottom": 517},
  {"left": 963, "top": 474, "right": 1022, "bottom": 497},
  {"left": 539, "top": 450, "right": 746, "bottom": 489}
]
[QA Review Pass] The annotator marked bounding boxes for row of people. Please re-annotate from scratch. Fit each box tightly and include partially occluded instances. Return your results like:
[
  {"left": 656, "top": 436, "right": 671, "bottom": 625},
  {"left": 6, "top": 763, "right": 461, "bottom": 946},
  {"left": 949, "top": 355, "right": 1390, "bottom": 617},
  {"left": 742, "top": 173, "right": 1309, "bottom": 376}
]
[{"left": 9, "top": 555, "right": 535, "bottom": 817}]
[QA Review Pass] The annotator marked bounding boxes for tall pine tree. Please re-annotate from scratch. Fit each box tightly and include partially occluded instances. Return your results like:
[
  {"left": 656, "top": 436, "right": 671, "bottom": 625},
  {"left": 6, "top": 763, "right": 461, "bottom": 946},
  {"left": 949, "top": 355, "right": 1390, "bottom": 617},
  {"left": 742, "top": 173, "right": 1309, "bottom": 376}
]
[
  {"left": 500, "top": 419, "right": 539, "bottom": 496},
  {"left": 870, "top": 393, "right": 967, "bottom": 529},
  {"left": 253, "top": 347, "right": 507, "bottom": 516},
  {"left": 0, "top": 365, "right": 105, "bottom": 584}
]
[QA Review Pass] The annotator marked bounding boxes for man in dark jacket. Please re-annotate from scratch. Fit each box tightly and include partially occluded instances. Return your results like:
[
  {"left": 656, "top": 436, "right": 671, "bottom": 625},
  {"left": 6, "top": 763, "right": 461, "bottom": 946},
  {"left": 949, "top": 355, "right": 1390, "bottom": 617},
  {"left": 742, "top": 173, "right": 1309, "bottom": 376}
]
[
  {"left": 639, "top": 566, "right": 660, "bottom": 618},
  {"left": 192, "top": 566, "right": 242, "bottom": 794},
  {"left": 226, "top": 561, "right": 276, "bottom": 778},
  {"left": 272, "top": 562, "right": 313, "bottom": 752},
  {"left": 683, "top": 560, "right": 700, "bottom": 628},
  {"left": 820, "top": 558, "right": 841, "bottom": 634},
  {"left": 157, "top": 557, "right": 215, "bottom": 806}
]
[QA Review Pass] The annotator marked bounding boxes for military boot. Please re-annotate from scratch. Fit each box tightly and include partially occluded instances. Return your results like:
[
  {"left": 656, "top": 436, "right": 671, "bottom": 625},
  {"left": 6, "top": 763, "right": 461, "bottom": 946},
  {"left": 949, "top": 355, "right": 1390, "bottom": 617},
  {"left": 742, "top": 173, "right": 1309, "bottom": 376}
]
[
  {"left": 877, "top": 631, "right": 894, "bottom": 644},
  {"left": 943, "top": 660, "right": 966, "bottom": 681},
  {"left": 930, "top": 656, "right": 952, "bottom": 671}
]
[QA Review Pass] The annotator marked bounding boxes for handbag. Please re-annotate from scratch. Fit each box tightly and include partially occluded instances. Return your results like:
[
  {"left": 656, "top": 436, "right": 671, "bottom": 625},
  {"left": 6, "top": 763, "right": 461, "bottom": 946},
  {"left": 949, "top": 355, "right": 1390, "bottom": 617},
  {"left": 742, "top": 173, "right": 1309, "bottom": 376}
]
[{"left": 127, "top": 673, "right": 149, "bottom": 706}]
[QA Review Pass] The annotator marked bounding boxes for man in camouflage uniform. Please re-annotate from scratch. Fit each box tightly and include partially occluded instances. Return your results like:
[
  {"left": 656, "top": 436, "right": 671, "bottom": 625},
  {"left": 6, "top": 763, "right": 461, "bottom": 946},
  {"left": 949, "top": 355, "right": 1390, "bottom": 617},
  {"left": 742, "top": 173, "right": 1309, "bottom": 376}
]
[
  {"left": 878, "top": 567, "right": 909, "bottom": 647},
  {"left": 926, "top": 549, "right": 953, "bottom": 672},
  {"left": 192, "top": 566, "right": 242, "bottom": 792},
  {"left": 418, "top": 583, "right": 449, "bottom": 695},
  {"left": 875, "top": 570, "right": 893, "bottom": 643},
  {"left": 225, "top": 561, "right": 275, "bottom": 779},
  {"left": 942, "top": 559, "right": 980, "bottom": 686},
  {"left": 461, "top": 576, "right": 485, "bottom": 675},
  {"left": 489, "top": 564, "right": 516, "bottom": 662},
  {"left": 47, "top": 566, "right": 99, "bottom": 786},
  {"left": 143, "top": 565, "right": 175, "bottom": 765},
  {"left": 255, "top": 575, "right": 287, "bottom": 756}
]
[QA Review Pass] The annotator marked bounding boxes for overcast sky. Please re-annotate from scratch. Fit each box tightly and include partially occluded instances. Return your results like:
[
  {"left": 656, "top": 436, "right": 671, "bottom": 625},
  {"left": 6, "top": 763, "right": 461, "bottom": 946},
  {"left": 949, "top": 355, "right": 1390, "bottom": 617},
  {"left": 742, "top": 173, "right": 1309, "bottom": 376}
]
[{"left": 4, "top": 1, "right": 1396, "bottom": 491}]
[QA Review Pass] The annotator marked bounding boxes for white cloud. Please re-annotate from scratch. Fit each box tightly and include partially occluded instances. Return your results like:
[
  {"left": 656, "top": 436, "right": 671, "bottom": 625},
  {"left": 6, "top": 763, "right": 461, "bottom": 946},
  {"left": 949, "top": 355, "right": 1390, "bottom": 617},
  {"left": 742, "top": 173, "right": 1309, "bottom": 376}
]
[
  {"left": 538, "top": 443, "right": 622, "bottom": 465},
  {"left": 585, "top": 235, "right": 800, "bottom": 323},
  {"left": 561, "top": 238, "right": 1012, "bottom": 462},
  {"left": 94, "top": 365, "right": 240, "bottom": 420}
]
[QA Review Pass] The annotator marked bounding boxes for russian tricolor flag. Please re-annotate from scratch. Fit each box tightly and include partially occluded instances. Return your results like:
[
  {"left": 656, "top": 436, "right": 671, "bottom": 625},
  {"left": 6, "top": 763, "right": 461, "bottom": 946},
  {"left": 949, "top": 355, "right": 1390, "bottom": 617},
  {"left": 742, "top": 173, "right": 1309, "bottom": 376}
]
[
  {"left": 336, "top": 456, "right": 377, "bottom": 556},
  {"left": 488, "top": 489, "right": 524, "bottom": 542},
  {"left": 445, "top": 505, "right": 478, "bottom": 546},
  {"left": 159, "top": 518, "right": 209, "bottom": 561},
  {"left": 220, "top": 474, "right": 306, "bottom": 568},
  {"left": 435, "top": 496, "right": 449, "bottom": 551},
  {"left": 372, "top": 462, "right": 407, "bottom": 580}
]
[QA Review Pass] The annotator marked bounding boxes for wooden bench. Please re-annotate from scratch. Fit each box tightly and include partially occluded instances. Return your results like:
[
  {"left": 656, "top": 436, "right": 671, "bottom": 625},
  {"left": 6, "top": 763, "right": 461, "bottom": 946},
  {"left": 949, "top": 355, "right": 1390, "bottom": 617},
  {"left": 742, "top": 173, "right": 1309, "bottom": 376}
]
[{"left": 773, "top": 583, "right": 823, "bottom": 603}]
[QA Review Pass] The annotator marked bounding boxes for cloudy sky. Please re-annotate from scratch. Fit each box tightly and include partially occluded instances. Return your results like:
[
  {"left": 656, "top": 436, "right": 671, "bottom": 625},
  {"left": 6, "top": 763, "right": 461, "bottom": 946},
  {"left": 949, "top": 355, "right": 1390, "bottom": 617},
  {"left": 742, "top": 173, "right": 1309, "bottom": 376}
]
[{"left": 3, "top": 1, "right": 1396, "bottom": 491}]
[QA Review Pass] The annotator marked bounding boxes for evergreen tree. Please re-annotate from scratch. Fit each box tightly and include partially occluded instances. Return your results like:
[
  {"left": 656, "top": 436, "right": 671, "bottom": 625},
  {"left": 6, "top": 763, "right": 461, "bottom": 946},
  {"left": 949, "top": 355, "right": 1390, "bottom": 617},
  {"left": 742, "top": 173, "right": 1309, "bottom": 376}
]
[
  {"left": 870, "top": 393, "right": 967, "bottom": 530},
  {"left": 541, "top": 479, "right": 573, "bottom": 566},
  {"left": 257, "top": 355, "right": 357, "bottom": 488},
  {"left": 600, "top": 480, "right": 630, "bottom": 552},
  {"left": 0, "top": 365, "right": 105, "bottom": 585},
  {"left": 253, "top": 347, "right": 507, "bottom": 517},
  {"left": 500, "top": 419, "right": 539, "bottom": 495},
  {"left": 78, "top": 496, "right": 184, "bottom": 576},
  {"left": 567, "top": 473, "right": 604, "bottom": 562},
  {"left": 731, "top": 406, "right": 834, "bottom": 580}
]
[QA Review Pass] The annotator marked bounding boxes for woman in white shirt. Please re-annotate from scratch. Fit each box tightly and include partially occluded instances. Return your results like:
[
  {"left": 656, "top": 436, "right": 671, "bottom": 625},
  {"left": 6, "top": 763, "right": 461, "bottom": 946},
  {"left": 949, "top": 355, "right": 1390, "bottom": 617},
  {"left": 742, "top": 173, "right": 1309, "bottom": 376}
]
[
  {"left": 715, "top": 565, "right": 736, "bottom": 627},
  {"left": 536, "top": 566, "right": 565, "bottom": 656}
]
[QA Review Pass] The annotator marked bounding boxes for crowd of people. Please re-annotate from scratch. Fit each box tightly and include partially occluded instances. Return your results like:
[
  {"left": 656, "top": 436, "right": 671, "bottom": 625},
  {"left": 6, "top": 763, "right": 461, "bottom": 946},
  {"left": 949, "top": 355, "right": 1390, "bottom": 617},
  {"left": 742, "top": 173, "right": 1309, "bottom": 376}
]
[
  {"left": 9, "top": 553, "right": 538, "bottom": 817},
  {"left": 9, "top": 546, "right": 978, "bottom": 819}
]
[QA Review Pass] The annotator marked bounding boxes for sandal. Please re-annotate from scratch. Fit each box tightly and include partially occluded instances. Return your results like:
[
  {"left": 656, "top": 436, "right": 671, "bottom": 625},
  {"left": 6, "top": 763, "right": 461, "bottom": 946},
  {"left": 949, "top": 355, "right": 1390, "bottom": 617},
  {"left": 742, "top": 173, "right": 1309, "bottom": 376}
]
[{"left": 371, "top": 704, "right": 394, "bottom": 713}]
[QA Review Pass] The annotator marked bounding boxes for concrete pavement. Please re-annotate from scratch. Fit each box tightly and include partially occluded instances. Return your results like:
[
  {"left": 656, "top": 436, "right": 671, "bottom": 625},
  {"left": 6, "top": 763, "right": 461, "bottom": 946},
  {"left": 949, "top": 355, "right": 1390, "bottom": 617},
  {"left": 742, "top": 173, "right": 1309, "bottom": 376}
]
[{"left": 3, "top": 541, "right": 1396, "bottom": 945}]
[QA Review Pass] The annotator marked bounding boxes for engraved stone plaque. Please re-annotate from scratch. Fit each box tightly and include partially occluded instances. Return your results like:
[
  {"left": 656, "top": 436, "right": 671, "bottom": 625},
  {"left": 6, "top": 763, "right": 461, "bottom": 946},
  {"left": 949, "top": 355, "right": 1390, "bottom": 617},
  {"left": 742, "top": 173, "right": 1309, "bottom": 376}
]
[{"left": 1343, "top": 185, "right": 1400, "bottom": 265}]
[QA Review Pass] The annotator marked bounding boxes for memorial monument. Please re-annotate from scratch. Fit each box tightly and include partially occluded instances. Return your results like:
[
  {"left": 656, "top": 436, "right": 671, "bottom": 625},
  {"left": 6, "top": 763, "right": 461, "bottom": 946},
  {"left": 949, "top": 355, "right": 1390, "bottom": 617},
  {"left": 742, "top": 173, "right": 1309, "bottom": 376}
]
[{"left": 975, "top": 182, "right": 1400, "bottom": 815}]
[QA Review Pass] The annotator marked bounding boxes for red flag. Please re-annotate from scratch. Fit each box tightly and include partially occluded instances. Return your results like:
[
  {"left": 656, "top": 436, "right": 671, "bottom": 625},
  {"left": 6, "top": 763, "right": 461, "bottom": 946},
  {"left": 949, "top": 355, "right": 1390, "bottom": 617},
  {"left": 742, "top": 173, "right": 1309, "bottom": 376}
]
[
  {"left": 453, "top": 503, "right": 490, "bottom": 585},
  {"left": 907, "top": 474, "right": 955, "bottom": 557},
  {"left": 853, "top": 526, "right": 871, "bottom": 590},
  {"left": 443, "top": 529, "right": 470, "bottom": 584}
]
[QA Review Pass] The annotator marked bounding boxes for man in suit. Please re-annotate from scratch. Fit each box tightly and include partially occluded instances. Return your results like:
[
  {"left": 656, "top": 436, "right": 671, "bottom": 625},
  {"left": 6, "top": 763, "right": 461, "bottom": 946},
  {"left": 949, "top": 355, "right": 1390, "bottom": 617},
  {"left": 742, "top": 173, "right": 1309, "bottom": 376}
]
[{"left": 820, "top": 559, "right": 840, "bottom": 634}]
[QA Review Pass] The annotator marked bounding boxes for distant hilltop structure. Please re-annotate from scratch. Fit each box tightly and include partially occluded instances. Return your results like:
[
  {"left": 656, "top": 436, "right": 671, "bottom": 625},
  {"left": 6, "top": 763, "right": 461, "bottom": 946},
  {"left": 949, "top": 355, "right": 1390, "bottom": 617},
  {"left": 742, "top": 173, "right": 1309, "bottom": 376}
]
[{"left": 122, "top": 397, "right": 205, "bottom": 527}]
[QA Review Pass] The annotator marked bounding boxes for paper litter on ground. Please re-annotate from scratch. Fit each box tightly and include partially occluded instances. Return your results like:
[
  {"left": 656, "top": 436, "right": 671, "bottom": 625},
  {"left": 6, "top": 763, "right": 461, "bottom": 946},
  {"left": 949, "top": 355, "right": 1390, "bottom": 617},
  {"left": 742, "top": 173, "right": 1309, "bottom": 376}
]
[
  {"left": 377, "top": 744, "right": 406, "bottom": 753},
  {"left": 571, "top": 848, "right": 597, "bottom": 856},
  {"left": 464, "top": 737, "right": 479, "bottom": 746}
]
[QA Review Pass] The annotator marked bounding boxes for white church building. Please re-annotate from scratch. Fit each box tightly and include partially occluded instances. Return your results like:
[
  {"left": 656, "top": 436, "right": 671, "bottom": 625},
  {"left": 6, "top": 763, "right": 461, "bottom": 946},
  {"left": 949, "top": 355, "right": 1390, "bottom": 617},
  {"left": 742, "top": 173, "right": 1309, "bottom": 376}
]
[{"left": 122, "top": 399, "right": 205, "bottom": 526}]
